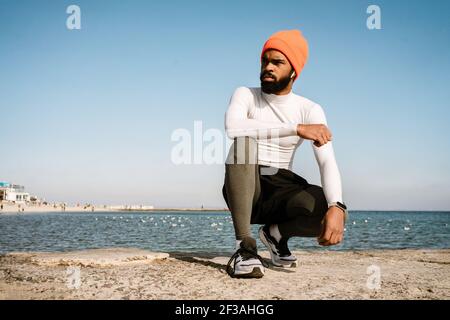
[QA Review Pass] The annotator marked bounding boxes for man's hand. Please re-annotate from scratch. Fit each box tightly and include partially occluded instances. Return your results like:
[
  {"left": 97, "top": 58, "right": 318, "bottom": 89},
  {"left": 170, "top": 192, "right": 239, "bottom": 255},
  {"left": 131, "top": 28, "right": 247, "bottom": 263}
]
[
  {"left": 317, "top": 206, "right": 345, "bottom": 246},
  {"left": 297, "top": 124, "right": 332, "bottom": 147}
]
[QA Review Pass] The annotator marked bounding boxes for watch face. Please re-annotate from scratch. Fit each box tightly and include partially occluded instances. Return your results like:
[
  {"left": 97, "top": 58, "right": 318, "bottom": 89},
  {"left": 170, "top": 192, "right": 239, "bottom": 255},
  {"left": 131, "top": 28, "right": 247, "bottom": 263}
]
[{"left": 337, "top": 201, "right": 347, "bottom": 210}]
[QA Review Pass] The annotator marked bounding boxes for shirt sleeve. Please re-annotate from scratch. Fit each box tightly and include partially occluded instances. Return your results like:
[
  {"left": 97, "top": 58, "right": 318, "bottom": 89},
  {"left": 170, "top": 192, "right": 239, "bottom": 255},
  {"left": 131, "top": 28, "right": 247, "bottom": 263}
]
[
  {"left": 307, "top": 103, "right": 344, "bottom": 206},
  {"left": 225, "top": 87, "right": 298, "bottom": 139}
]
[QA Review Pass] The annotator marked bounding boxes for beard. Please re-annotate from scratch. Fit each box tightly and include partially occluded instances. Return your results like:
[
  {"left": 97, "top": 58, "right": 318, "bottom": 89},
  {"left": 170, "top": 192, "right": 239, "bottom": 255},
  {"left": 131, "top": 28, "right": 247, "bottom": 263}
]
[{"left": 260, "top": 71, "right": 292, "bottom": 94}]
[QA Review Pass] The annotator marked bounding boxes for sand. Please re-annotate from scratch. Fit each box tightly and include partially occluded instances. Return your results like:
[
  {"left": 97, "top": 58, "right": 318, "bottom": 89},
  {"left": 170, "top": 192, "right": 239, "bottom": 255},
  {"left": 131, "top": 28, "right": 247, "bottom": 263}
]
[{"left": 0, "top": 247, "right": 448, "bottom": 300}]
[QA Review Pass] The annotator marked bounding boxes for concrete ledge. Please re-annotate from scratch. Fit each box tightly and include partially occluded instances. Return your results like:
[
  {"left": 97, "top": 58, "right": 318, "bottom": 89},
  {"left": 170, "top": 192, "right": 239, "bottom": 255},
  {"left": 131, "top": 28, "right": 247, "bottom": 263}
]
[{"left": 6, "top": 248, "right": 169, "bottom": 268}]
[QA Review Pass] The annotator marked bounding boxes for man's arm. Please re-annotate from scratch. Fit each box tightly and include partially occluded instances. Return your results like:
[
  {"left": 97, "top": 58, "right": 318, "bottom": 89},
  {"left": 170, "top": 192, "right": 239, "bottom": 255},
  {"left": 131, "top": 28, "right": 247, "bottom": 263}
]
[
  {"left": 307, "top": 104, "right": 343, "bottom": 205},
  {"left": 225, "top": 87, "right": 298, "bottom": 139},
  {"left": 307, "top": 104, "right": 345, "bottom": 246}
]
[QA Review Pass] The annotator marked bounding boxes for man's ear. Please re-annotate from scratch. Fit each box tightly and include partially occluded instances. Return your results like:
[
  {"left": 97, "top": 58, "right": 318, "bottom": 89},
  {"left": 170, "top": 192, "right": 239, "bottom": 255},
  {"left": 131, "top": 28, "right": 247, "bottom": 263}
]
[{"left": 290, "top": 70, "right": 296, "bottom": 79}]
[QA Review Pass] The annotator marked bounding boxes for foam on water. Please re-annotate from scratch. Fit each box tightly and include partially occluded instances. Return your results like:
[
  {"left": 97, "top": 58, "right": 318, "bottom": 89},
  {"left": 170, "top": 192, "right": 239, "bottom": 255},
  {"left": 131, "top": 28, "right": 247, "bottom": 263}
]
[{"left": 0, "top": 211, "right": 449, "bottom": 253}]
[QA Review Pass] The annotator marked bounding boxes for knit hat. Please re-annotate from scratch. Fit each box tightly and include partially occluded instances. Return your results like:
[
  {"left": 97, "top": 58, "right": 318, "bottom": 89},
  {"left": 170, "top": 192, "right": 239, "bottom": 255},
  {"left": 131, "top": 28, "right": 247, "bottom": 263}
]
[{"left": 261, "top": 29, "right": 309, "bottom": 81}]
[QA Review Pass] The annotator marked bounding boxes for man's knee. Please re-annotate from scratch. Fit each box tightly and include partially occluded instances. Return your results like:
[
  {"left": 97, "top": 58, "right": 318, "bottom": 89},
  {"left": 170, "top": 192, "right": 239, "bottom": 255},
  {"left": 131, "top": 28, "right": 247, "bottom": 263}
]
[
  {"left": 286, "top": 185, "right": 328, "bottom": 218},
  {"left": 226, "top": 136, "right": 258, "bottom": 165},
  {"left": 306, "top": 185, "right": 328, "bottom": 217}
]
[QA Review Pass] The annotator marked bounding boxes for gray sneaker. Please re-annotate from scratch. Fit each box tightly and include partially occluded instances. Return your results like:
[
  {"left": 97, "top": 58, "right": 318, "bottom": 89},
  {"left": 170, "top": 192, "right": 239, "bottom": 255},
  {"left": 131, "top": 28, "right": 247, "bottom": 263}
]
[
  {"left": 259, "top": 225, "right": 298, "bottom": 268},
  {"left": 226, "top": 237, "right": 268, "bottom": 278}
]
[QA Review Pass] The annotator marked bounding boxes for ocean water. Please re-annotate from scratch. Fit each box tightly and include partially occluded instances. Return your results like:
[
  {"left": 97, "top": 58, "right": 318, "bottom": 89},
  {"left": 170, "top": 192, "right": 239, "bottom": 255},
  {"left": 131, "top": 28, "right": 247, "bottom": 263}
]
[{"left": 0, "top": 211, "right": 449, "bottom": 254}]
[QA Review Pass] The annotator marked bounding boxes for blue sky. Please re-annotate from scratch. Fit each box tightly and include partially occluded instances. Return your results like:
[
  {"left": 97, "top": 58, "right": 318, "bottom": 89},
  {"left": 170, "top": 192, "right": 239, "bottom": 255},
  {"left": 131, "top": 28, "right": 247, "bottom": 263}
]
[{"left": 1, "top": 0, "right": 449, "bottom": 210}]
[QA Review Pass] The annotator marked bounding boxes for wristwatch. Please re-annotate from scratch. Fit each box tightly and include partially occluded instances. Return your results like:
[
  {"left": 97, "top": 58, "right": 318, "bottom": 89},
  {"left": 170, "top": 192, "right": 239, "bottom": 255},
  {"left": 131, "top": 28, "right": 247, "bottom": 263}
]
[{"left": 328, "top": 201, "right": 348, "bottom": 223}]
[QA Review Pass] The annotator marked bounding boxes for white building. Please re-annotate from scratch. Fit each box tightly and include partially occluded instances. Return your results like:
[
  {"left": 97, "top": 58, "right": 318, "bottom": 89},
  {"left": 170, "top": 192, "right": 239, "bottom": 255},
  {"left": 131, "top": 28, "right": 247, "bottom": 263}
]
[{"left": 0, "top": 182, "right": 30, "bottom": 204}]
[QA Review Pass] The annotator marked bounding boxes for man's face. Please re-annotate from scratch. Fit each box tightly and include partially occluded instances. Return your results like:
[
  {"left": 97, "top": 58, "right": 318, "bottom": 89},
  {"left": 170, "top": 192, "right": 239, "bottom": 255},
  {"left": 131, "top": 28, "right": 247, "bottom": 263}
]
[{"left": 260, "top": 49, "right": 294, "bottom": 94}]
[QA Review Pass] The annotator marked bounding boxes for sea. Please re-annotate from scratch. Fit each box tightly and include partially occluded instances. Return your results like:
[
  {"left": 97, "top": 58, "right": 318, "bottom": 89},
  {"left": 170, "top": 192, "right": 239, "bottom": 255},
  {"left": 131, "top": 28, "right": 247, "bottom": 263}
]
[{"left": 0, "top": 211, "right": 449, "bottom": 254}]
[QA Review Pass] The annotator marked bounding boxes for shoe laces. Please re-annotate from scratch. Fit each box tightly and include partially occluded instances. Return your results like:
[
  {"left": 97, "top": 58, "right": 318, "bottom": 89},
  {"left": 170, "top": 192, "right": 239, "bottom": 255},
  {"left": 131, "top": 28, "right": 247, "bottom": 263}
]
[{"left": 226, "top": 247, "right": 269, "bottom": 277}]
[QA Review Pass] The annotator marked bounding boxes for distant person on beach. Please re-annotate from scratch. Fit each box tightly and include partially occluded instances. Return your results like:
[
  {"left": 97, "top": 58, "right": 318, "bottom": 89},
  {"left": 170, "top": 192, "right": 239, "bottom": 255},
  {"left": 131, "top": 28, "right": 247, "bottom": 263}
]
[{"left": 222, "top": 30, "right": 347, "bottom": 278}]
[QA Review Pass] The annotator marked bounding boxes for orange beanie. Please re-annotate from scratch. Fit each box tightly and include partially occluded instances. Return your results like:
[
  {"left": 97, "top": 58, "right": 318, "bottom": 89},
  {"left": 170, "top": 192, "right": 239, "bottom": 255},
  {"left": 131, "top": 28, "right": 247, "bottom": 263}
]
[{"left": 261, "top": 29, "right": 309, "bottom": 81}]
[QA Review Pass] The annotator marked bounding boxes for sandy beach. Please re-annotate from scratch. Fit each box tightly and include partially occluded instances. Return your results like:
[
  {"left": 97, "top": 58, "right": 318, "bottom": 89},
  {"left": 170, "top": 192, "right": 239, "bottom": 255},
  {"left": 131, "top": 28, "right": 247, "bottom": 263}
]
[
  {"left": 0, "top": 247, "right": 448, "bottom": 300},
  {"left": 0, "top": 203, "right": 228, "bottom": 214}
]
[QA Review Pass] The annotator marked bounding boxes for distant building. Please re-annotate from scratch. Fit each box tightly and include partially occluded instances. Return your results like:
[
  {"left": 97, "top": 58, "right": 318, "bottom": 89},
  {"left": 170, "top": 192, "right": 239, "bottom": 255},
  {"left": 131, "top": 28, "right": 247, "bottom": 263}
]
[{"left": 0, "top": 182, "right": 30, "bottom": 203}]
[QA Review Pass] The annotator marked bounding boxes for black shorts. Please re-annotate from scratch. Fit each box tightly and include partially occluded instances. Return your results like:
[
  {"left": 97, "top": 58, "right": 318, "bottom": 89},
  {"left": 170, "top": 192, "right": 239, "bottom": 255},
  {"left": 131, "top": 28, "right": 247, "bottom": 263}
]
[{"left": 223, "top": 164, "right": 328, "bottom": 226}]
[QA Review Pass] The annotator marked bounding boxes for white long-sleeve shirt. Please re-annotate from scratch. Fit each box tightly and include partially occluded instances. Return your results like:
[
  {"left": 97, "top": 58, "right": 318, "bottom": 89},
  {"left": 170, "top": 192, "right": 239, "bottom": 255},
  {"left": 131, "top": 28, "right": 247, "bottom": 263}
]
[{"left": 224, "top": 86, "right": 343, "bottom": 206}]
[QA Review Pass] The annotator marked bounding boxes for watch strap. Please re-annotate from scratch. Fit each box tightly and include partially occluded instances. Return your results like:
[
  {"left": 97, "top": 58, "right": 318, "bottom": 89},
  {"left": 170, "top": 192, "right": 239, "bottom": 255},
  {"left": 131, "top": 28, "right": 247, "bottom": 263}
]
[{"left": 328, "top": 201, "right": 348, "bottom": 223}]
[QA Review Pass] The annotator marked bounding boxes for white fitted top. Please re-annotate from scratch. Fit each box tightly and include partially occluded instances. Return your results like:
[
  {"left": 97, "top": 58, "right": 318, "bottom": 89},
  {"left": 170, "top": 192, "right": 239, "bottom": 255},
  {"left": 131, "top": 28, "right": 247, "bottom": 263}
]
[{"left": 224, "top": 86, "right": 343, "bottom": 205}]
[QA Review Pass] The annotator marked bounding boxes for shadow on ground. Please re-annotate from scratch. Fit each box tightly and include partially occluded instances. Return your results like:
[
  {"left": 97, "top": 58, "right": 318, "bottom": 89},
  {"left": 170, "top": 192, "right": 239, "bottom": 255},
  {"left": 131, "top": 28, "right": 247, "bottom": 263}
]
[{"left": 168, "top": 251, "right": 296, "bottom": 274}]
